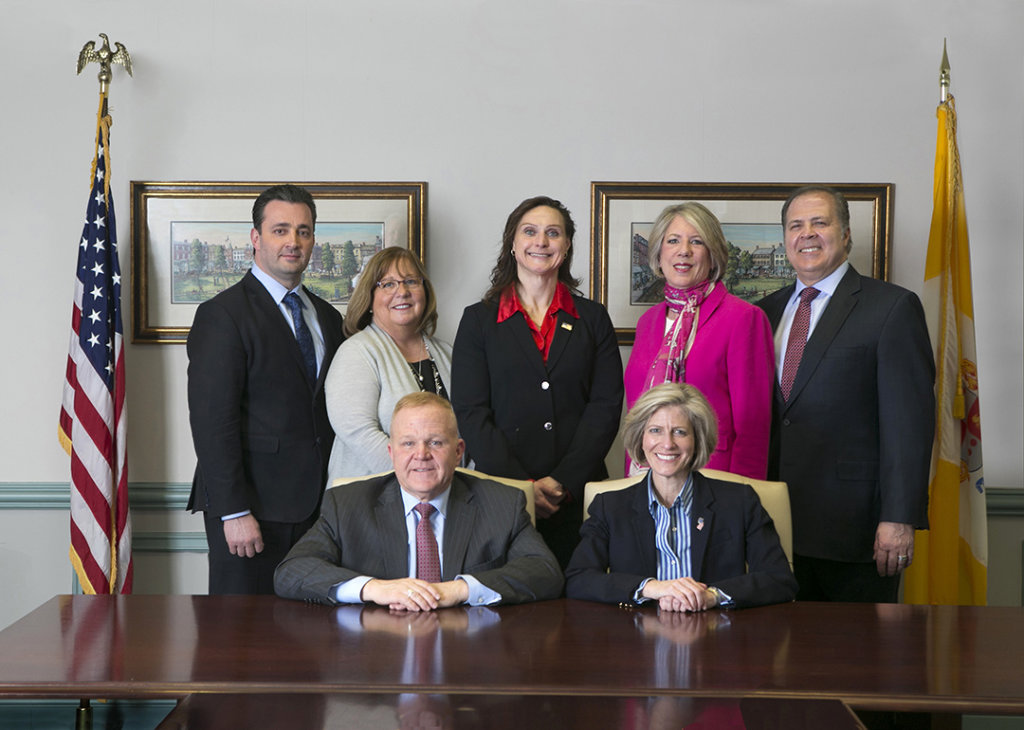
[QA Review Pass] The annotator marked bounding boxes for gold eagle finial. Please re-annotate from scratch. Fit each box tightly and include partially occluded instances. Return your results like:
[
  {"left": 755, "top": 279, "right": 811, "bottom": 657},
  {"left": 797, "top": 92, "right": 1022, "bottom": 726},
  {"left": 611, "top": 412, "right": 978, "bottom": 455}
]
[{"left": 77, "top": 33, "right": 133, "bottom": 93}]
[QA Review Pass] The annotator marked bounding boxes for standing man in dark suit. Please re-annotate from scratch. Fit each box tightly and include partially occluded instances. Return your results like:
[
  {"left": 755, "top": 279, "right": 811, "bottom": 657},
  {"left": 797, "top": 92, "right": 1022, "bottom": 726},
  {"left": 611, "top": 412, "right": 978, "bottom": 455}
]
[
  {"left": 188, "top": 184, "right": 345, "bottom": 594},
  {"left": 274, "top": 392, "right": 563, "bottom": 608},
  {"left": 757, "top": 186, "right": 935, "bottom": 603}
]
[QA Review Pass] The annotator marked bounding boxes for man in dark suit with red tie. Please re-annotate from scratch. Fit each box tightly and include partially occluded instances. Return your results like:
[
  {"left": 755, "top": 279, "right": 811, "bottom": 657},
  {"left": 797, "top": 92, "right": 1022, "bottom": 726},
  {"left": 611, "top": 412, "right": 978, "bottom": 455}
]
[
  {"left": 757, "top": 186, "right": 935, "bottom": 602},
  {"left": 187, "top": 184, "right": 345, "bottom": 594}
]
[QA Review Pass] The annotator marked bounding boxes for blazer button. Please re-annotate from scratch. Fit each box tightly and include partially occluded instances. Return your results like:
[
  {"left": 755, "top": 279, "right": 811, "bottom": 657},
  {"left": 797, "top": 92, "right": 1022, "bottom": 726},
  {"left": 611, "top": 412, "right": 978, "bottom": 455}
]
[
  {"left": 543, "top": 422, "right": 553, "bottom": 431},
  {"left": 782, "top": 418, "right": 791, "bottom": 426},
  {"left": 541, "top": 381, "right": 550, "bottom": 390}
]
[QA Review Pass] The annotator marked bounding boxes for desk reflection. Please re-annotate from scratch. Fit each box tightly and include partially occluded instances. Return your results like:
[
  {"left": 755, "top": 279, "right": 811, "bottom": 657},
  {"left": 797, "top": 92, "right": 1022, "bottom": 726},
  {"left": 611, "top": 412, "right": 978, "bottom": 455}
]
[{"left": 158, "top": 693, "right": 868, "bottom": 730}]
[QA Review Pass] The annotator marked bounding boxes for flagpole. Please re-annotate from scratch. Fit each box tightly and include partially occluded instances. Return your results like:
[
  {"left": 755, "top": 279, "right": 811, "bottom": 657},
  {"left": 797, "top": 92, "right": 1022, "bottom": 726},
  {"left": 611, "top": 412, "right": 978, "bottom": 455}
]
[{"left": 939, "top": 39, "right": 950, "bottom": 104}]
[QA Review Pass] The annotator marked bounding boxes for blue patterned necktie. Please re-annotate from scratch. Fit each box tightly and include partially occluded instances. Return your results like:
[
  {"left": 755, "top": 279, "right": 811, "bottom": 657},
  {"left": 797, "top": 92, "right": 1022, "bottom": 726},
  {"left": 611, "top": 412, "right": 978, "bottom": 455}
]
[{"left": 283, "top": 291, "right": 317, "bottom": 383}]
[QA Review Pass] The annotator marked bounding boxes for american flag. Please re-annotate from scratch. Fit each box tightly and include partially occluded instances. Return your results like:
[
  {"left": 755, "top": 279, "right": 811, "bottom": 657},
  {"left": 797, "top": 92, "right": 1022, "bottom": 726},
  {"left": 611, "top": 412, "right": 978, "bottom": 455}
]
[{"left": 58, "top": 94, "right": 133, "bottom": 594}]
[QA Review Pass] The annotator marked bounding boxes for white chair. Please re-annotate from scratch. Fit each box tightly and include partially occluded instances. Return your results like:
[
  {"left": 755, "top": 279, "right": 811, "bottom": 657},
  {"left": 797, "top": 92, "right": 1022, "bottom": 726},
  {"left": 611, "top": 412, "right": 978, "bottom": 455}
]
[
  {"left": 331, "top": 467, "right": 535, "bottom": 525},
  {"left": 583, "top": 468, "right": 793, "bottom": 567}
]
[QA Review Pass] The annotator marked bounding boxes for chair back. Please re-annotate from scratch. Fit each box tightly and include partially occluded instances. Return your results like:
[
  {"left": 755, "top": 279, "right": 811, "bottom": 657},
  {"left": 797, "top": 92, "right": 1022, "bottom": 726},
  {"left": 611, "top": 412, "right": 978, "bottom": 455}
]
[
  {"left": 331, "top": 468, "right": 535, "bottom": 526},
  {"left": 583, "top": 469, "right": 793, "bottom": 567}
]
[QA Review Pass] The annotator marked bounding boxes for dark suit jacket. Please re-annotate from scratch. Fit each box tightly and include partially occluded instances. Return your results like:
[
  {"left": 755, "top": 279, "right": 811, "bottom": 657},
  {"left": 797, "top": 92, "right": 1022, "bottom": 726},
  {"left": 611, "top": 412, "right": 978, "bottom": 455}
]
[
  {"left": 564, "top": 472, "right": 797, "bottom": 608},
  {"left": 450, "top": 295, "right": 623, "bottom": 512},
  {"left": 756, "top": 266, "right": 935, "bottom": 562},
  {"left": 187, "top": 270, "right": 345, "bottom": 524},
  {"left": 273, "top": 471, "right": 564, "bottom": 604}
]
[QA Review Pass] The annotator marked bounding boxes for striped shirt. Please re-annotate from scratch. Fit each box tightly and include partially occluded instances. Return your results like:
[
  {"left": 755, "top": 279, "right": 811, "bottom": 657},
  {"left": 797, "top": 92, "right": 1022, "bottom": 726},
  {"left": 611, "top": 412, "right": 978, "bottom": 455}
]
[{"left": 648, "top": 472, "right": 694, "bottom": 580}]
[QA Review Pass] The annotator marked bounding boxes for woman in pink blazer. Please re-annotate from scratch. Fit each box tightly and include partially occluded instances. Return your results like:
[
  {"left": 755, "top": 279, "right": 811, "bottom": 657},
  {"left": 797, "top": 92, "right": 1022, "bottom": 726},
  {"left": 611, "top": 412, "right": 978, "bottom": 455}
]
[{"left": 623, "top": 202, "right": 774, "bottom": 479}]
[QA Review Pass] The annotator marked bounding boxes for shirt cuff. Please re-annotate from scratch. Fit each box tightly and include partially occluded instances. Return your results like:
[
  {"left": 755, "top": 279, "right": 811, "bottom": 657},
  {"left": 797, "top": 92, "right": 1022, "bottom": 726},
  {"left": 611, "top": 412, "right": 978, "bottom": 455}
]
[
  {"left": 334, "top": 576, "right": 373, "bottom": 604},
  {"left": 458, "top": 574, "right": 501, "bottom": 606},
  {"left": 220, "top": 510, "right": 251, "bottom": 521},
  {"left": 633, "top": 578, "right": 655, "bottom": 604},
  {"left": 709, "top": 586, "right": 733, "bottom": 607}
]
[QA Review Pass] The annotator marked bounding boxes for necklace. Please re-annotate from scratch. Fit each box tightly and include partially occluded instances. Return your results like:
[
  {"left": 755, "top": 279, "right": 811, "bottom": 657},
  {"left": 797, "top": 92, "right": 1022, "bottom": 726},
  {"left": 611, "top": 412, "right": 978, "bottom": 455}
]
[{"left": 408, "top": 336, "right": 447, "bottom": 398}]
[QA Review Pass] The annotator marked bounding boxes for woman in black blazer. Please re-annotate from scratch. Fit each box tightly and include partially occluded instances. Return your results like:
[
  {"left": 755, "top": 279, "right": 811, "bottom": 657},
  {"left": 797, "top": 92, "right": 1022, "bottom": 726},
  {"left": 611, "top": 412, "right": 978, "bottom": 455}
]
[
  {"left": 565, "top": 383, "right": 796, "bottom": 610},
  {"left": 451, "top": 195, "right": 623, "bottom": 568}
]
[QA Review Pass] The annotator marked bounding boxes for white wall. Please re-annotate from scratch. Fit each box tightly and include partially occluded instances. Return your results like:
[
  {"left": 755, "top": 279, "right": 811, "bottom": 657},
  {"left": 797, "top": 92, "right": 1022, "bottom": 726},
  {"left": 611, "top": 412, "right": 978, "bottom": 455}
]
[{"left": 1, "top": 0, "right": 1021, "bottom": 627}]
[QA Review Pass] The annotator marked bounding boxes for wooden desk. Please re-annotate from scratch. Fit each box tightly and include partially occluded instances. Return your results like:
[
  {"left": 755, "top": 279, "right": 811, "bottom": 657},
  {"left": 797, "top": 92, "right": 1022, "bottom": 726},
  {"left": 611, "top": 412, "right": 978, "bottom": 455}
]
[
  {"left": 155, "top": 693, "right": 869, "bottom": 729},
  {"left": 0, "top": 595, "right": 1021, "bottom": 715}
]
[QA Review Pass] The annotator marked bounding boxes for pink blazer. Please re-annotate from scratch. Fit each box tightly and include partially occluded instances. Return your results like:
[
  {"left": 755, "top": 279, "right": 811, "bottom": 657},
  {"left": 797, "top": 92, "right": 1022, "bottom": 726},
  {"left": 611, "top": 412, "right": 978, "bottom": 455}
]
[{"left": 624, "top": 282, "right": 775, "bottom": 479}]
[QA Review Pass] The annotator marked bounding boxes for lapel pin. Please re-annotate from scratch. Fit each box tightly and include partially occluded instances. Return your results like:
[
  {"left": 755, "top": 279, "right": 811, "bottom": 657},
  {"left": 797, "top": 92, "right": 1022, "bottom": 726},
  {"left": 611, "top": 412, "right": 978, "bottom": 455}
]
[
  {"left": 561, "top": 322, "right": 573, "bottom": 331},
  {"left": 696, "top": 517, "right": 705, "bottom": 531}
]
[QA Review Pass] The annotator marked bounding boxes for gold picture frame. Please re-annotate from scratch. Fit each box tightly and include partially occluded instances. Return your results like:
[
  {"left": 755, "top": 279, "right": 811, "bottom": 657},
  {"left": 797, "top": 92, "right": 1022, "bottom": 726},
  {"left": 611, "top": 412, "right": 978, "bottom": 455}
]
[
  {"left": 131, "top": 181, "right": 427, "bottom": 344},
  {"left": 589, "top": 181, "right": 893, "bottom": 345}
]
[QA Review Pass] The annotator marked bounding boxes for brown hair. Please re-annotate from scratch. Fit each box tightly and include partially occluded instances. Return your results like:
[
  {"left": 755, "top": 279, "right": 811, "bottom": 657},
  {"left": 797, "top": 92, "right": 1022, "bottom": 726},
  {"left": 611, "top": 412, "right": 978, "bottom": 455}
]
[
  {"left": 482, "top": 195, "right": 581, "bottom": 303},
  {"left": 343, "top": 248, "right": 438, "bottom": 337}
]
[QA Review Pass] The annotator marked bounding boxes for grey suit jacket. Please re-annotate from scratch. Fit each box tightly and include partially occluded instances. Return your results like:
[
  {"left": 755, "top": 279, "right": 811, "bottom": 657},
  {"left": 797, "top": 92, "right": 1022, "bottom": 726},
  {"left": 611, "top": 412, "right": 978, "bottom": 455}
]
[
  {"left": 756, "top": 266, "right": 935, "bottom": 562},
  {"left": 274, "top": 471, "right": 564, "bottom": 604}
]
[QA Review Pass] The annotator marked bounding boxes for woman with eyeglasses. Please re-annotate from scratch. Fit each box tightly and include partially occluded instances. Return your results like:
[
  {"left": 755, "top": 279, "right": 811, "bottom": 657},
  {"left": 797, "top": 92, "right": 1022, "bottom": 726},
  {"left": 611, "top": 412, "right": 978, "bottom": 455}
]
[
  {"left": 323, "top": 247, "right": 452, "bottom": 482},
  {"left": 451, "top": 195, "right": 623, "bottom": 568}
]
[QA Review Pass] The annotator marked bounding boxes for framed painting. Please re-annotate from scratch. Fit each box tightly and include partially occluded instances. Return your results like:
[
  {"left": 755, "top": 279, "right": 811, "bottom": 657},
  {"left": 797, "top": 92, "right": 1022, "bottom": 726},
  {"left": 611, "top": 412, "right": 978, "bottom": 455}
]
[
  {"left": 131, "top": 181, "right": 427, "bottom": 344},
  {"left": 589, "top": 181, "right": 893, "bottom": 345}
]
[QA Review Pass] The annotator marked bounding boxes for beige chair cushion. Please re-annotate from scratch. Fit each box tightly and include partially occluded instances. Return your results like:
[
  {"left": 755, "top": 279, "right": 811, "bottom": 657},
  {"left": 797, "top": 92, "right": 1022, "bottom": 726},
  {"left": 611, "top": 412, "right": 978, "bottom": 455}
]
[
  {"left": 331, "top": 468, "right": 535, "bottom": 526},
  {"left": 583, "top": 468, "right": 793, "bottom": 567}
]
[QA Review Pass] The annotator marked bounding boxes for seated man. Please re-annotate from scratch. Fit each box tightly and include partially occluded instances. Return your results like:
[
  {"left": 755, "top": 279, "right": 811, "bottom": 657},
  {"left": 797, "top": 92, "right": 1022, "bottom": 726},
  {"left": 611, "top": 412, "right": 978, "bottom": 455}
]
[{"left": 274, "top": 392, "right": 563, "bottom": 609}]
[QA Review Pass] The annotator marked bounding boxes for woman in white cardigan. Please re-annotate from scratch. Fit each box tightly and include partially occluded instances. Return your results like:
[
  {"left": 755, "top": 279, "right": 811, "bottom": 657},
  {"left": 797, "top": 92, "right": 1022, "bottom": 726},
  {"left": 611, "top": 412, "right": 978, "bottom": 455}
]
[{"left": 324, "top": 248, "right": 453, "bottom": 481}]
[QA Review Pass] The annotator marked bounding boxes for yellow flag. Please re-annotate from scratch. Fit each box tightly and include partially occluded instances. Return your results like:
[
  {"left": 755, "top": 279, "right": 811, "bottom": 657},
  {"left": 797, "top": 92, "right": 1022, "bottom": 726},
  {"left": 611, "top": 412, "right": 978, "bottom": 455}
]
[{"left": 904, "top": 95, "right": 987, "bottom": 605}]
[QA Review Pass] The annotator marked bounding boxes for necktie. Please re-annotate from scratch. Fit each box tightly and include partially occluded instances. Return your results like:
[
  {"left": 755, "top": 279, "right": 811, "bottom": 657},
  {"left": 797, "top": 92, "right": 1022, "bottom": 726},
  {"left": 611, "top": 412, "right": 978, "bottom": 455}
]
[
  {"left": 780, "top": 287, "right": 820, "bottom": 401},
  {"left": 414, "top": 502, "right": 441, "bottom": 583},
  {"left": 283, "top": 291, "right": 317, "bottom": 383}
]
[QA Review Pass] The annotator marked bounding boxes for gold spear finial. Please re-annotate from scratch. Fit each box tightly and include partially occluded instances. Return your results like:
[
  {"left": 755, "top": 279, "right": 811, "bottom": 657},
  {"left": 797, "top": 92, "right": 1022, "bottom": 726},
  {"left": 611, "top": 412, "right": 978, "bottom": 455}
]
[
  {"left": 939, "top": 38, "right": 951, "bottom": 104},
  {"left": 77, "top": 33, "right": 133, "bottom": 94}
]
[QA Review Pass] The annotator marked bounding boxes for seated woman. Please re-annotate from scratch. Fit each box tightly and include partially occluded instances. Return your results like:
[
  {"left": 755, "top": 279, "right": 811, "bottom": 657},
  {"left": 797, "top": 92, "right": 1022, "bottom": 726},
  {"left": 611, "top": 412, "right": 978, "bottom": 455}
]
[
  {"left": 324, "top": 248, "right": 452, "bottom": 481},
  {"left": 565, "top": 383, "right": 796, "bottom": 611}
]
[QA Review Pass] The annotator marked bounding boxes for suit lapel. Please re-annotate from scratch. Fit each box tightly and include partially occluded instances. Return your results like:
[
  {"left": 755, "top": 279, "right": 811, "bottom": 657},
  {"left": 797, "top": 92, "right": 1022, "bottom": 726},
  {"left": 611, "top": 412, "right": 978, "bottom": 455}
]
[
  {"left": 501, "top": 314, "right": 548, "bottom": 377},
  {"left": 375, "top": 479, "right": 411, "bottom": 578},
  {"left": 305, "top": 287, "right": 342, "bottom": 392},
  {"left": 784, "top": 267, "right": 861, "bottom": 410},
  {"left": 545, "top": 308, "right": 576, "bottom": 371},
  {"left": 761, "top": 283, "right": 793, "bottom": 330},
  {"left": 441, "top": 476, "right": 474, "bottom": 581},
  {"left": 688, "top": 473, "right": 714, "bottom": 579},
  {"left": 629, "top": 481, "right": 658, "bottom": 573},
  {"left": 694, "top": 282, "right": 725, "bottom": 333},
  {"left": 244, "top": 272, "right": 316, "bottom": 390}
]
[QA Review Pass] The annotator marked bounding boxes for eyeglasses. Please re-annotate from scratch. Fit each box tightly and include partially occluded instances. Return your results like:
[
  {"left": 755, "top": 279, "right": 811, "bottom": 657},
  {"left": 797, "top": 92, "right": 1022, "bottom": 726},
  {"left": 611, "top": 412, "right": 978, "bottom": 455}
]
[{"left": 376, "top": 277, "right": 424, "bottom": 292}]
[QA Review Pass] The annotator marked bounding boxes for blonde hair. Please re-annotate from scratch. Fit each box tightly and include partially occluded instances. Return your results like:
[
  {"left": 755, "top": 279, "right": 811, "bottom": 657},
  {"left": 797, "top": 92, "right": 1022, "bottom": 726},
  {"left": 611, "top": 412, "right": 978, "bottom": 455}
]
[
  {"left": 622, "top": 383, "right": 718, "bottom": 472},
  {"left": 647, "top": 202, "right": 729, "bottom": 284}
]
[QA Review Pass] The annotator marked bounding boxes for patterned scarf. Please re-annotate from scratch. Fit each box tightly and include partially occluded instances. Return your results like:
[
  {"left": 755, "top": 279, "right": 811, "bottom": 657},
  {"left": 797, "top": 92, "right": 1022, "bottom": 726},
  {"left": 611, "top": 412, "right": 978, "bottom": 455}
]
[
  {"left": 626, "top": 280, "right": 715, "bottom": 477},
  {"left": 643, "top": 280, "right": 716, "bottom": 391}
]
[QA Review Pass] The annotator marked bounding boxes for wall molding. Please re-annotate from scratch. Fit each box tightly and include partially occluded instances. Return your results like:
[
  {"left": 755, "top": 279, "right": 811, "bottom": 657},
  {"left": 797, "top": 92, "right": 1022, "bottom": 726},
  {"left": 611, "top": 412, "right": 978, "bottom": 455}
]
[
  {"left": 133, "top": 532, "right": 208, "bottom": 553},
  {"left": 0, "top": 482, "right": 191, "bottom": 510},
  {"left": 2, "top": 481, "right": 1023, "bottom": 516}
]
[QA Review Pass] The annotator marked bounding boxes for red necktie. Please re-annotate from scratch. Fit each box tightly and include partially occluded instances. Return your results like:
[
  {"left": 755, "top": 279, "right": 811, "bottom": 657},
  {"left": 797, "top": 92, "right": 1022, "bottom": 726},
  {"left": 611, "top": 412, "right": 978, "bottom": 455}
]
[
  {"left": 414, "top": 502, "right": 441, "bottom": 583},
  {"left": 780, "top": 287, "right": 820, "bottom": 401}
]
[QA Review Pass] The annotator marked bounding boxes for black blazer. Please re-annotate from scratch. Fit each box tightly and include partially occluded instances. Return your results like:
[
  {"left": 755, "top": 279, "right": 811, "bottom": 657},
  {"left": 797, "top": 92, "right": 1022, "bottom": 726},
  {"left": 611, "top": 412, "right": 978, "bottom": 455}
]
[
  {"left": 756, "top": 266, "right": 935, "bottom": 562},
  {"left": 187, "top": 271, "right": 345, "bottom": 524},
  {"left": 273, "top": 471, "right": 564, "bottom": 604},
  {"left": 450, "top": 295, "right": 623, "bottom": 510},
  {"left": 564, "top": 471, "right": 797, "bottom": 608}
]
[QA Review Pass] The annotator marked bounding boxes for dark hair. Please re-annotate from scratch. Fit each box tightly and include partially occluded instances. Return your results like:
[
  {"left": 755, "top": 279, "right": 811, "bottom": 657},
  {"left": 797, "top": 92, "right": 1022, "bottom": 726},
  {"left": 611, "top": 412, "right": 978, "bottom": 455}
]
[
  {"left": 483, "top": 195, "right": 581, "bottom": 303},
  {"left": 781, "top": 185, "right": 850, "bottom": 237},
  {"left": 252, "top": 184, "right": 317, "bottom": 231},
  {"left": 343, "top": 247, "right": 438, "bottom": 337}
]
